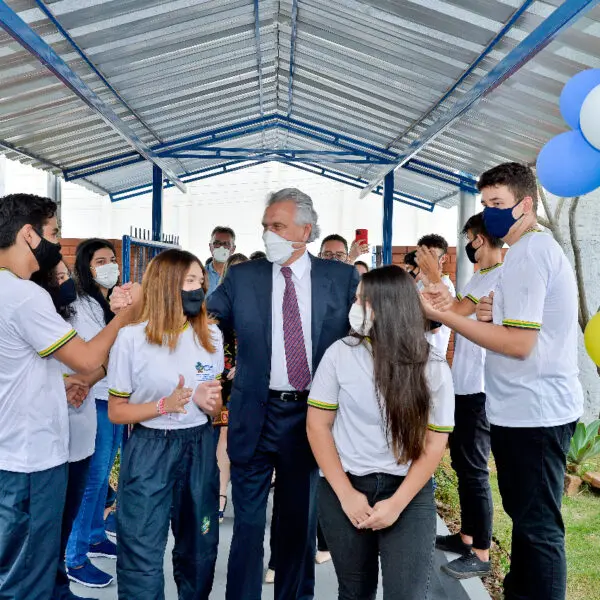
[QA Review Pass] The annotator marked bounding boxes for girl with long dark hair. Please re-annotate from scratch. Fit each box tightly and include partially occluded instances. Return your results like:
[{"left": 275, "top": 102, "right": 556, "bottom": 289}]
[
  {"left": 66, "top": 238, "right": 123, "bottom": 589},
  {"left": 307, "top": 265, "right": 454, "bottom": 599},
  {"left": 107, "top": 249, "right": 223, "bottom": 600}
]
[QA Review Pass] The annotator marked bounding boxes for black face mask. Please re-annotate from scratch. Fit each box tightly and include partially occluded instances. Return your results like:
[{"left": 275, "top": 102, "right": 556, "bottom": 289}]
[
  {"left": 409, "top": 270, "right": 417, "bottom": 279},
  {"left": 30, "top": 232, "right": 62, "bottom": 273},
  {"left": 57, "top": 278, "right": 77, "bottom": 307},
  {"left": 465, "top": 241, "right": 479, "bottom": 265},
  {"left": 181, "top": 288, "right": 205, "bottom": 318}
]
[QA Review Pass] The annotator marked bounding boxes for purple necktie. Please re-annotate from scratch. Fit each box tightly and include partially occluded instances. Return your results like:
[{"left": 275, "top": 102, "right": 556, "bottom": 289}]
[{"left": 281, "top": 266, "right": 311, "bottom": 391}]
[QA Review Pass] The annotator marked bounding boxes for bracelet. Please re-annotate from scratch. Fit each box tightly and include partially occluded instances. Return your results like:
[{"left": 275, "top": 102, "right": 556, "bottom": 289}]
[{"left": 156, "top": 397, "right": 167, "bottom": 415}]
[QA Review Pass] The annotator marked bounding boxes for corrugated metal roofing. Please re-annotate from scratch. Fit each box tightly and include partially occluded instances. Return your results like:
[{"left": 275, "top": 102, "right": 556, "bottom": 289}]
[{"left": 1, "top": 0, "right": 599, "bottom": 206}]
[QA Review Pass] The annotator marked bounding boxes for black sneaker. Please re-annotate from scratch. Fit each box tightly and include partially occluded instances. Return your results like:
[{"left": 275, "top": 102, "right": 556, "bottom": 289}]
[
  {"left": 441, "top": 551, "right": 491, "bottom": 579},
  {"left": 435, "top": 532, "right": 472, "bottom": 555}
]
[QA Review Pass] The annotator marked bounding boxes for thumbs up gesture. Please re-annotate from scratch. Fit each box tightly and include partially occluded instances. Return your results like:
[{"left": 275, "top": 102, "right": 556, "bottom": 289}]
[{"left": 163, "top": 375, "right": 193, "bottom": 414}]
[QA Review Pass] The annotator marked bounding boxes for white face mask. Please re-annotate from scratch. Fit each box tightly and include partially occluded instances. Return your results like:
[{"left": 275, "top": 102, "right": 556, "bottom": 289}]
[
  {"left": 93, "top": 263, "right": 119, "bottom": 290},
  {"left": 263, "top": 230, "right": 297, "bottom": 265},
  {"left": 212, "top": 247, "right": 231, "bottom": 264},
  {"left": 349, "top": 302, "right": 374, "bottom": 336}
]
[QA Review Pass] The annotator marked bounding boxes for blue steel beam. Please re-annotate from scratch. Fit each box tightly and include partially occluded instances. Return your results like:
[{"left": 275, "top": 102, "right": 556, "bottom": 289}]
[
  {"left": 151, "top": 165, "right": 163, "bottom": 241},
  {"left": 0, "top": 0, "right": 187, "bottom": 193},
  {"left": 382, "top": 172, "right": 394, "bottom": 265},
  {"left": 360, "top": 0, "right": 600, "bottom": 198}
]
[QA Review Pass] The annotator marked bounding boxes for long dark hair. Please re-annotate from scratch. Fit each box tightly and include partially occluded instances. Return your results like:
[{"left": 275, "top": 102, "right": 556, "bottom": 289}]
[
  {"left": 74, "top": 238, "right": 116, "bottom": 325},
  {"left": 353, "top": 265, "right": 431, "bottom": 463}
]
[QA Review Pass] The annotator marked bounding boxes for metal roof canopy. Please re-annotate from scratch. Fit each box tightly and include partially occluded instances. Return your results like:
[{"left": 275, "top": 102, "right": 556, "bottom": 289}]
[{"left": 0, "top": 0, "right": 599, "bottom": 211}]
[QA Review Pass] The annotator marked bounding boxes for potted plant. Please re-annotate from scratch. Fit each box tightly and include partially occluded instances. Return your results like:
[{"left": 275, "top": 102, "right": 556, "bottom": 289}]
[{"left": 565, "top": 420, "right": 600, "bottom": 495}]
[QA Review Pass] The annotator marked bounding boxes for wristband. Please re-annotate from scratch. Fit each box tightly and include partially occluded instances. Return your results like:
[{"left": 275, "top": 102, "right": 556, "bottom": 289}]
[{"left": 157, "top": 397, "right": 167, "bottom": 415}]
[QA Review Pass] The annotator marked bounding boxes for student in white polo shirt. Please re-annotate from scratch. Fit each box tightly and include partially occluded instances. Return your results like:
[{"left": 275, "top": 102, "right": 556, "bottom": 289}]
[
  {"left": 107, "top": 249, "right": 224, "bottom": 600},
  {"left": 0, "top": 193, "right": 139, "bottom": 600},
  {"left": 422, "top": 163, "right": 582, "bottom": 600},
  {"left": 427, "top": 213, "right": 504, "bottom": 580},
  {"left": 307, "top": 265, "right": 454, "bottom": 600}
]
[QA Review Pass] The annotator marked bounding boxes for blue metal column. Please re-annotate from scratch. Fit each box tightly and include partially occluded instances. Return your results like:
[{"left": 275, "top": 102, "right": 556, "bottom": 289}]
[
  {"left": 152, "top": 165, "right": 163, "bottom": 242},
  {"left": 382, "top": 171, "right": 394, "bottom": 265}
]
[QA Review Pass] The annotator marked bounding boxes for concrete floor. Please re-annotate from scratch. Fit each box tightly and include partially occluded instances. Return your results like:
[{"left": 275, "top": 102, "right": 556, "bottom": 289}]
[{"left": 72, "top": 493, "right": 490, "bottom": 600}]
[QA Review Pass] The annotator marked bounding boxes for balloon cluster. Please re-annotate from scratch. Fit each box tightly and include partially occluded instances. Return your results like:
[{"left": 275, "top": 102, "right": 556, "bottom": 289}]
[{"left": 536, "top": 69, "right": 600, "bottom": 197}]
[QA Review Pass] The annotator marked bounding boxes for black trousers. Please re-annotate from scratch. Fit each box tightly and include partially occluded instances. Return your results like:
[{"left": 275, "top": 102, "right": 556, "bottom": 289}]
[
  {"left": 319, "top": 475, "right": 436, "bottom": 600},
  {"left": 116, "top": 423, "right": 219, "bottom": 600},
  {"left": 0, "top": 463, "right": 68, "bottom": 600},
  {"left": 53, "top": 457, "right": 92, "bottom": 600},
  {"left": 227, "top": 396, "right": 318, "bottom": 600},
  {"left": 449, "top": 393, "right": 493, "bottom": 550},
  {"left": 490, "top": 422, "right": 576, "bottom": 600}
]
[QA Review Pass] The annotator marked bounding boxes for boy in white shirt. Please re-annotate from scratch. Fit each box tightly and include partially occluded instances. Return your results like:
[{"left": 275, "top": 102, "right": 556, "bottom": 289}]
[
  {"left": 423, "top": 164, "right": 582, "bottom": 600},
  {"left": 430, "top": 213, "right": 504, "bottom": 580},
  {"left": 0, "top": 194, "right": 139, "bottom": 600}
]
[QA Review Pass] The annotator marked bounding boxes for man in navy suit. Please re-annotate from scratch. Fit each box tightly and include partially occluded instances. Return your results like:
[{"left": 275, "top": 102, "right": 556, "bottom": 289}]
[{"left": 207, "top": 188, "right": 359, "bottom": 600}]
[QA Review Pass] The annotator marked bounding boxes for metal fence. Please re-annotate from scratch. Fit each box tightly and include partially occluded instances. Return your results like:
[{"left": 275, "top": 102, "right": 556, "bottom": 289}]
[{"left": 121, "top": 228, "right": 180, "bottom": 283}]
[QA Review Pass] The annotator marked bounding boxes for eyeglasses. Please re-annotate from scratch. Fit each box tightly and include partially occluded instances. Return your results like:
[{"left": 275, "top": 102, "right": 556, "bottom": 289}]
[
  {"left": 321, "top": 252, "right": 348, "bottom": 261},
  {"left": 211, "top": 240, "right": 232, "bottom": 249}
]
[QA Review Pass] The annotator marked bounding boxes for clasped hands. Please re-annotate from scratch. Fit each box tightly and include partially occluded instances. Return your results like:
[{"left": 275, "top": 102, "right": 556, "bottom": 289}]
[
  {"left": 64, "top": 375, "right": 90, "bottom": 409},
  {"left": 340, "top": 488, "right": 403, "bottom": 531}
]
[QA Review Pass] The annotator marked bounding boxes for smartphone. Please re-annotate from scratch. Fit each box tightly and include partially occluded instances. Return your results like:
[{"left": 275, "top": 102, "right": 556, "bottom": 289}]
[{"left": 355, "top": 229, "right": 368, "bottom": 245}]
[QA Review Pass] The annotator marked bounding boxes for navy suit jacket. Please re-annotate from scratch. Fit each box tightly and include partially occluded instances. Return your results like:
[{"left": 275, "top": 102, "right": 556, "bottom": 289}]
[{"left": 207, "top": 254, "right": 360, "bottom": 464}]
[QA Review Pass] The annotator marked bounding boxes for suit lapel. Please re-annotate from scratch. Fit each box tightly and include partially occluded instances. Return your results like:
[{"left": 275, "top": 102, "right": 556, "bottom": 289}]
[
  {"left": 310, "top": 255, "right": 333, "bottom": 367},
  {"left": 253, "top": 259, "right": 273, "bottom": 357}
]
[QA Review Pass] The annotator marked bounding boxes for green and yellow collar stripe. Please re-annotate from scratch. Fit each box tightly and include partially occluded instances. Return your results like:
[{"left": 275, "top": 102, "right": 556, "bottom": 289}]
[
  {"left": 479, "top": 263, "right": 503, "bottom": 274},
  {"left": 108, "top": 389, "right": 132, "bottom": 398},
  {"left": 428, "top": 424, "right": 454, "bottom": 433},
  {"left": 502, "top": 319, "right": 541, "bottom": 330},
  {"left": 466, "top": 294, "right": 479, "bottom": 304},
  {"left": 456, "top": 293, "right": 463, "bottom": 301},
  {"left": 38, "top": 329, "right": 77, "bottom": 358},
  {"left": 308, "top": 398, "right": 338, "bottom": 411}
]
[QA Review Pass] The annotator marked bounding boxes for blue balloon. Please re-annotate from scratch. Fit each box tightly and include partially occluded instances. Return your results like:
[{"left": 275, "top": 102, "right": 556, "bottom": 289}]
[
  {"left": 537, "top": 129, "right": 600, "bottom": 197},
  {"left": 560, "top": 69, "right": 600, "bottom": 129}
]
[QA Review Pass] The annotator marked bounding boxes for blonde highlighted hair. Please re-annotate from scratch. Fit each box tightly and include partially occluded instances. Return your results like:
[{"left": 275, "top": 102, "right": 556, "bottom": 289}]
[{"left": 138, "top": 249, "right": 216, "bottom": 352}]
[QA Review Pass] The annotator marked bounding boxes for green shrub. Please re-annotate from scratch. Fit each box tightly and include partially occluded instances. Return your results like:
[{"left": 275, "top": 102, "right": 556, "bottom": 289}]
[{"left": 567, "top": 420, "right": 600, "bottom": 472}]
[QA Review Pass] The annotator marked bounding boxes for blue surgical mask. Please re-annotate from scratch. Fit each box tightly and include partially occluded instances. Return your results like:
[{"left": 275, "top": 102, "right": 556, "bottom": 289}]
[
  {"left": 483, "top": 200, "right": 523, "bottom": 240},
  {"left": 58, "top": 278, "right": 77, "bottom": 307}
]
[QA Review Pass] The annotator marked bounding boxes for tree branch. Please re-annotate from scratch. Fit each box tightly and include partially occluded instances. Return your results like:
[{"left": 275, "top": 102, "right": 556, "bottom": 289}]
[
  {"left": 569, "top": 197, "right": 590, "bottom": 332},
  {"left": 537, "top": 184, "right": 566, "bottom": 247}
]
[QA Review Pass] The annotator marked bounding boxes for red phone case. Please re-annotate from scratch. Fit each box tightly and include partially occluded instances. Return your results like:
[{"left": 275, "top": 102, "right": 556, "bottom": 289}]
[{"left": 355, "top": 229, "right": 368, "bottom": 245}]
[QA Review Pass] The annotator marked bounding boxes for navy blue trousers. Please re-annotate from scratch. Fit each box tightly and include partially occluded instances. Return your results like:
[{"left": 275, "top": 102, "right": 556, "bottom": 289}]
[
  {"left": 227, "top": 397, "right": 318, "bottom": 600},
  {"left": 0, "top": 463, "right": 68, "bottom": 600},
  {"left": 116, "top": 423, "right": 219, "bottom": 600}
]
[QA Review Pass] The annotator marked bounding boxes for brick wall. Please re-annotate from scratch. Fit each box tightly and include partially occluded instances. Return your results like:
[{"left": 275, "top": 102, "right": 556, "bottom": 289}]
[{"left": 60, "top": 238, "right": 123, "bottom": 272}]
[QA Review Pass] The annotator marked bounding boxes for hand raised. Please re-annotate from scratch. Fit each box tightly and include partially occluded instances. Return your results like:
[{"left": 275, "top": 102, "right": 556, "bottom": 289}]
[{"left": 163, "top": 375, "right": 193, "bottom": 414}]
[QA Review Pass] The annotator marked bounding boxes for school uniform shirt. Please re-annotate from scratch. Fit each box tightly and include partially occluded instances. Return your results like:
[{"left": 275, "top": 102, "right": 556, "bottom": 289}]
[
  {"left": 59, "top": 294, "right": 108, "bottom": 463},
  {"left": 308, "top": 338, "right": 454, "bottom": 477},
  {"left": 452, "top": 264, "right": 503, "bottom": 396},
  {"left": 108, "top": 321, "right": 224, "bottom": 430},
  {"left": 486, "top": 231, "right": 584, "bottom": 427},
  {"left": 419, "top": 275, "right": 456, "bottom": 356},
  {"left": 0, "top": 269, "right": 76, "bottom": 473}
]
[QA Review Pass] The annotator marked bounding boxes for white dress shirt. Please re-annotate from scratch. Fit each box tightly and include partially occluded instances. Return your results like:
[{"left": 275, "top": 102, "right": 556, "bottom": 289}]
[{"left": 270, "top": 251, "right": 313, "bottom": 391}]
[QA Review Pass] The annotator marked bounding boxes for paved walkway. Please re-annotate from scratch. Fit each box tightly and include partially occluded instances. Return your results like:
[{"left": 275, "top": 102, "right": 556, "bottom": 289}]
[{"left": 72, "top": 493, "right": 490, "bottom": 600}]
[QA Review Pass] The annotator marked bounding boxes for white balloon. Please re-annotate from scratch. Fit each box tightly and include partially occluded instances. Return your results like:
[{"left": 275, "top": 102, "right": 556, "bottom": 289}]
[{"left": 581, "top": 83, "right": 600, "bottom": 151}]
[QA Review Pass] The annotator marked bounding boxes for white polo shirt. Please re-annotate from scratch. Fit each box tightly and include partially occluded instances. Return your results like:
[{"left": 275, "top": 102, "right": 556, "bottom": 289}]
[
  {"left": 60, "top": 294, "right": 109, "bottom": 463},
  {"left": 108, "top": 321, "right": 224, "bottom": 430},
  {"left": 452, "top": 264, "right": 503, "bottom": 396},
  {"left": 308, "top": 338, "right": 454, "bottom": 477},
  {"left": 0, "top": 269, "right": 75, "bottom": 473},
  {"left": 419, "top": 275, "right": 456, "bottom": 356},
  {"left": 486, "top": 231, "right": 583, "bottom": 427}
]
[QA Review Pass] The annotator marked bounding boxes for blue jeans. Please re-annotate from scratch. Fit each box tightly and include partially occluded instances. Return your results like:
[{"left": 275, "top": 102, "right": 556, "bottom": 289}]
[{"left": 66, "top": 400, "right": 123, "bottom": 568}]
